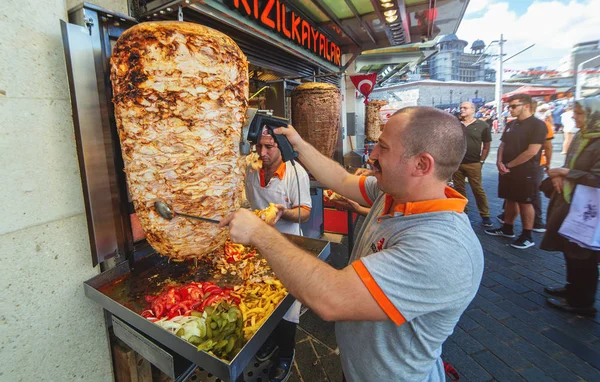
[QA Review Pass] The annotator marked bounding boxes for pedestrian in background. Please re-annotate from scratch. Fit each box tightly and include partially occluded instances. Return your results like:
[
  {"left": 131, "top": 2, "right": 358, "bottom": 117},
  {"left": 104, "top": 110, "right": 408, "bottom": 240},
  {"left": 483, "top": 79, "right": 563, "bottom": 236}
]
[
  {"left": 452, "top": 102, "right": 493, "bottom": 227},
  {"left": 542, "top": 97, "right": 600, "bottom": 316},
  {"left": 561, "top": 104, "right": 577, "bottom": 154},
  {"left": 552, "top": 103, "right": 565, "bottom": 133},
  {"left": 533, "top": 102, "right": 555, "bottom": 232},
  {"left": 486, "top": 94, "right": 547, "bottom": 249},
  {"left": 497, "top": 100, "right": 553, "bottom": 232}
]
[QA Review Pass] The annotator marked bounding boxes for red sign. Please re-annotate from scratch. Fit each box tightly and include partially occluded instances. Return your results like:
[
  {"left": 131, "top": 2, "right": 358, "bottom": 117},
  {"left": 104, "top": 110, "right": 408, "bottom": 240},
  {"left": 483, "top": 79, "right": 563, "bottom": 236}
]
[
  {"left": 230, "top": 0, "right": 342, "bottom": 66},
  {"left": 350, "top": 73, "right": 378, "bottom": 103}
]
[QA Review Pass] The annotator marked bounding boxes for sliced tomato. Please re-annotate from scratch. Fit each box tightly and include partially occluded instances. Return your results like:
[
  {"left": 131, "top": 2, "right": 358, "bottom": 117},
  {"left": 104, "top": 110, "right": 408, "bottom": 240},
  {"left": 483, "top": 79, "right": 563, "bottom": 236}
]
[
  {"left": 202, "top": 283, "right": 221, "bottom": 294},
  {"left": 200, "top": 294, "right": 223, "bottom": 310},
  {"left": 152, "top": 301, "right": 165, "bottom": 318},
  {"left": 141, "top": 309, "right": 155, "bottom": 318},
  {"left": 188, "top": 287, "right": 203, "bottom": 301},
  {"left": 166, "top": 310, "right": 181, "bottom": 320}
]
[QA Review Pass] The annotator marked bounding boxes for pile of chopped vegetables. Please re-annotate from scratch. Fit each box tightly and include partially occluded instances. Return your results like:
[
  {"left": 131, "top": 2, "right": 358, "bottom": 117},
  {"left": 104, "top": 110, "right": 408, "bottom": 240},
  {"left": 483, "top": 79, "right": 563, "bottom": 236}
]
[
  {"left": 141, "top": 281, "right": 240, "bottom": 321},
  {"left": 140, "top": 240, "right": 289, "bottom": 360},
  {"left": 154, "top": 301, "right": 244, "bottom": 359}
]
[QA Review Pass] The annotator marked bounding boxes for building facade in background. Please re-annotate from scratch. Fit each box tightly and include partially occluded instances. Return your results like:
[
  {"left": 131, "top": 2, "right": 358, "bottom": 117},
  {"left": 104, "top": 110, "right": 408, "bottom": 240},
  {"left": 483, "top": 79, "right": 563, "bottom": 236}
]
[
  {"left": 370, "top": 80, "right": 544, "bottom": 109},
  {"left": 506, "top": 40, "right": 600, "bottom": 97},
  {"left": 418, "top": 34, "right": 495, "bottom": 83},
  {"left": 566, "top": 40, "right": 600, "bottom": 96}
]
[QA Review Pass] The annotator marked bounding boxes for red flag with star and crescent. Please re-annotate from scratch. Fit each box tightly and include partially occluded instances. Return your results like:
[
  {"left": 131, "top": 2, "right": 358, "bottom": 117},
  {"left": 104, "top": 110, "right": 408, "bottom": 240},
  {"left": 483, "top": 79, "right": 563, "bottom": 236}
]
[{"left": 350, "top": 73, "right": 378, "bottom": 104}]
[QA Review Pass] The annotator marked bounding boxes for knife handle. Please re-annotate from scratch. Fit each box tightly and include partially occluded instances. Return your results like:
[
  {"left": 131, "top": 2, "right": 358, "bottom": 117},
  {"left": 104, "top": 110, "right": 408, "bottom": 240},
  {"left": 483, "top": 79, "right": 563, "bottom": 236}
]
[{"left": 268, "top": 126, "right": 299, "bottom": 162}]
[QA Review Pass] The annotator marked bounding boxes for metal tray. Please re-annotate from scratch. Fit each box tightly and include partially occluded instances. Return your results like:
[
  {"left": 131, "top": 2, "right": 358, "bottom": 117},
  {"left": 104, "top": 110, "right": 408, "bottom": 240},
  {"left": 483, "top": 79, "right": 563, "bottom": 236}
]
[{"left": 84, "top": 235, "right": 330, "bottom": 382}]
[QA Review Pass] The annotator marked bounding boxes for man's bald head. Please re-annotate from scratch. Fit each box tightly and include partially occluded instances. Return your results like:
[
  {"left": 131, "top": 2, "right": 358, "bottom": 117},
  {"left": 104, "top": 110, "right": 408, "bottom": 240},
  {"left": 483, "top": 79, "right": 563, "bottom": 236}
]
[{"left": 390, "top": 107, "right": 466, "bottom": 181}]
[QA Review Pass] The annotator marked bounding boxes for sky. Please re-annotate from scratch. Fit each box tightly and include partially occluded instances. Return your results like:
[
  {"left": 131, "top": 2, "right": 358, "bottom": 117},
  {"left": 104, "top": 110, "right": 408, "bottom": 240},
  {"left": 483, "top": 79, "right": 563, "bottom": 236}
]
[{"left": 456, "top": 0, "right": 600, "bottom": 75}]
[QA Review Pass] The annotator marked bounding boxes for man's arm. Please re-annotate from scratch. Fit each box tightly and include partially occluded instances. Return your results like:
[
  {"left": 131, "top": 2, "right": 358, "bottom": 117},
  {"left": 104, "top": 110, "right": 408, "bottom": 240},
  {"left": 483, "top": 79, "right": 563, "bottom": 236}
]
[
  {"left": 496, "top": 141, "right": 509, "bottom": 174},
  {"left": 506, "top": 144, "right": 543, "bottom": 168},
  {"left": 279, "top": 207, "right": 311, "bottom": 223},
  {"left": 222, "top": 209, "right": 388, "bottom": 322},
  {"left": 543, "top": 139, "right": 553, "bottom": 168},
  {"left": 480, "top": 142, "right": 491, "bottom": 162},
  {"left": 333, "top": 198, "right": 371, "bottom": 217},
  {"left": 481, "top": 125, "right": 492, "bottom": 162},
  {"left": 497, "top": 141, "right": 504, "bottom": 162},
  {"left": 275, "top": 126, "right": 368, "bottom": 205}
]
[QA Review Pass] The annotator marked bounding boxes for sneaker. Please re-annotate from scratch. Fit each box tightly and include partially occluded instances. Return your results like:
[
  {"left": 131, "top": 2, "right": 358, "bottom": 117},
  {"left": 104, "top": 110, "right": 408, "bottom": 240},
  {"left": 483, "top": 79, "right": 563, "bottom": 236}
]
[
  {"left": 485, "top": 227, "right": 515, "bottom": 238},
  {"left": 533, "top": 223, "right": 547, "bottom": 233},
  {"left": 546, "top": 297, "right": 597, "bottom": 316},
  {"left": 511, "top": 236, "right": 535, "bottom": 249},
  {"left": 544, "top": 285, "right": 568, "bottom": 297},
  {"left": 497, "top": 213, "right": 505, "bottom": 224},
  {"left": 482, "top": 217, "right": 494, "bottom": 227},
  {"left": 256, "top": 339, "right": 279, "bottom": 362},
  {"left": 270, "top": 351, "right": 294, "bottom": 382}
]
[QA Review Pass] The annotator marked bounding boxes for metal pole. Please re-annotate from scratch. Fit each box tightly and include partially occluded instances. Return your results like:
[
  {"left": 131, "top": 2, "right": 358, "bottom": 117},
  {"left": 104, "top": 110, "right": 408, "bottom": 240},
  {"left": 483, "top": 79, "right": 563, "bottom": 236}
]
[
  {"left": 576, "top": 61, "right": 585, "bottom": 100},
  {"left": 495, "top": 34, "right": 505, "bottom": 131}
]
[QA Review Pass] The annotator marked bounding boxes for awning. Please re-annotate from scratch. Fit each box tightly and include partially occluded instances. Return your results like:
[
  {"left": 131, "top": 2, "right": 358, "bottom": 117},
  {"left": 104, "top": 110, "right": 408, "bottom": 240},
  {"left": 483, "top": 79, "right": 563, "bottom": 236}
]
[
  {"left": 355, "top": 40, "right": 439, "bottom": 86},
  {"left": 502, "top": 86, "right": 557, "bottom": 101},
  {"left": 138, "top": 0, "right": 470, "bottom": 55}
]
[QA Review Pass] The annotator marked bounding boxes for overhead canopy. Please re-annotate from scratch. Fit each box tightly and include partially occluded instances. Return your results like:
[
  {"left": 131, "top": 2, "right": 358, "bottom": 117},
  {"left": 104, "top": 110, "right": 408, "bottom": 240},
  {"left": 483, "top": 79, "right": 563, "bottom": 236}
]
[
  {"left": 136, "top": 0, "right": 470, "bottom": 83},
  {"left": 292, "top": 0, "right": 469, "bottom": 51},
  {"left": 502, "top": 86, "right": 557, "bottom": 101},
  {"left": 138, "top": 0, "right": 469, "bottom": 57},
  {"left": 355, "top": 40, "right": 439, "bottom": 86}
]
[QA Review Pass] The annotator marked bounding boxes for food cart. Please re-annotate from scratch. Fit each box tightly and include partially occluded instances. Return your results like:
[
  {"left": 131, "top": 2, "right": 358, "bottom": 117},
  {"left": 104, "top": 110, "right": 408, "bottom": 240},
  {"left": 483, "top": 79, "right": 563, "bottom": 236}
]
[{"left": 61, "top": 2, "right": 340, "bottom": 380}]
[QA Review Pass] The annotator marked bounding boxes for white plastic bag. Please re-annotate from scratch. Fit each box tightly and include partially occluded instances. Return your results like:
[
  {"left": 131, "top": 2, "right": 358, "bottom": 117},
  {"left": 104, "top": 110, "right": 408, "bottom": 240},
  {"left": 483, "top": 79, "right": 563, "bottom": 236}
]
[{"left": 558, "top": 185, "right": 600, "bottom": 250}]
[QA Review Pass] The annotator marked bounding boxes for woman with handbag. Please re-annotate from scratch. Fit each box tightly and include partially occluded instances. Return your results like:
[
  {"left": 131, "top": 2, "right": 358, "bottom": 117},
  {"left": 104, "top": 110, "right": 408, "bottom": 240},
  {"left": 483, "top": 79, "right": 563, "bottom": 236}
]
[{"left": 541, "top": 97, "right": 600, "bottom": 316}]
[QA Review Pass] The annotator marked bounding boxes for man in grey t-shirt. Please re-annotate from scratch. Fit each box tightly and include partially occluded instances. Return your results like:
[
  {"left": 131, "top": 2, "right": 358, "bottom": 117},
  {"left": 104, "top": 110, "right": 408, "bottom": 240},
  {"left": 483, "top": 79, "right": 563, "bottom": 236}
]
[{"left": 222, "top": 107, "right": 484, "bottom": 381}]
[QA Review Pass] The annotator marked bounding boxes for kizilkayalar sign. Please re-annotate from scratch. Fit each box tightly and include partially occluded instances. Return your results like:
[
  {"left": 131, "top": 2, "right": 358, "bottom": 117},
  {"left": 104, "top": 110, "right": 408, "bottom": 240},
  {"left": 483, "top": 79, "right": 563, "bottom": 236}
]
[{"left": 227, "top": 0, "right": 342, "bottom": 66}]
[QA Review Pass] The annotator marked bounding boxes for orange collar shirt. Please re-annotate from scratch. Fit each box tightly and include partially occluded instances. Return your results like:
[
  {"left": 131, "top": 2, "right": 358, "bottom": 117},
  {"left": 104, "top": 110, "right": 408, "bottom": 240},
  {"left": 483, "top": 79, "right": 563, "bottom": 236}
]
[
  {"left": 336, "top": 176, "right": 484, "bottom": 381},
  {"left": 245, "top": 162, "right": 312, "bottom": 235}
]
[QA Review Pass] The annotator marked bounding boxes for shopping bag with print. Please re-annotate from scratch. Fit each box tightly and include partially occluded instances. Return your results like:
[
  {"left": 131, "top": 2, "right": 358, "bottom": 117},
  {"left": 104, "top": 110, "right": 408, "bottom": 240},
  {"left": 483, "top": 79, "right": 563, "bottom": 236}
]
[{"left": 558, "top": 185, "right": 600, "bottom": 250}]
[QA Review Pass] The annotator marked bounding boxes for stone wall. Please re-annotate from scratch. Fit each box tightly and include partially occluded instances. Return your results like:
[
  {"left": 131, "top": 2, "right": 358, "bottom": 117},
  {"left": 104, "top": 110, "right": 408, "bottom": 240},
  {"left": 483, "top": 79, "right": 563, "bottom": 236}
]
[{"left": 0, "top": 1, "right": 129, "bottom": 381}]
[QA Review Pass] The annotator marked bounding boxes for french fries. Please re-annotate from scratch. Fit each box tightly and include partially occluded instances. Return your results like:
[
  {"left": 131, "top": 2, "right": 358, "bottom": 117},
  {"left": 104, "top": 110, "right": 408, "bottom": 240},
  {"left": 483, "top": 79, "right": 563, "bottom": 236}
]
[{"left": 233, "top": 280, "right": 287, "bottom": 340}]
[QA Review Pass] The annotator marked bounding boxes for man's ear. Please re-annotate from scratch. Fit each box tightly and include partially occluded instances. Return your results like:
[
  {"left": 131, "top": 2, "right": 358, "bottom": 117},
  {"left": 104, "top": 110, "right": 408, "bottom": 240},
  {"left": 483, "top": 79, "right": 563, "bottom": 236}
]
[{"left": 413, "top": 153, "right": 435, "bottom": 177}]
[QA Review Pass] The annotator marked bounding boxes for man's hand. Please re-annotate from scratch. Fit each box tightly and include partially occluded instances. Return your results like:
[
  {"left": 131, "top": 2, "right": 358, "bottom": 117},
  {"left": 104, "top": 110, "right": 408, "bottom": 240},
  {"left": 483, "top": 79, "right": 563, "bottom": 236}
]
[
  {"left": 272, "top": 125, "right": 304, "bottom": 147},
  {"left": 332, "top": 197, "right": 361, "bottom": 213},
  {"left": 273, "top": 204, "right": 286, "bottom": 225},
  {"left": 219, "top": 209, "right": 268, "bottom": 246},
  {"left": 547, "top": 167, "right": 569, "bottom": 178},
  {"left": 551, "top": 176, "right": 565, "bottom": 194},
  {"left": 497, "top": 162, "right": 510, "bottom": 175},
  {"left": 354, "top": 168, "right": 374, "bottom": 176}
]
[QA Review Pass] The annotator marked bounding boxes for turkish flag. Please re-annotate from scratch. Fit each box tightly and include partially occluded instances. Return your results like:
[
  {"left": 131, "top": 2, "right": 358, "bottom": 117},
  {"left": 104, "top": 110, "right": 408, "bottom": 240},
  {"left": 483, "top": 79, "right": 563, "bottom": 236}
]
[{"left": 350, "top": 73, "right": 378, "bottom": 104}]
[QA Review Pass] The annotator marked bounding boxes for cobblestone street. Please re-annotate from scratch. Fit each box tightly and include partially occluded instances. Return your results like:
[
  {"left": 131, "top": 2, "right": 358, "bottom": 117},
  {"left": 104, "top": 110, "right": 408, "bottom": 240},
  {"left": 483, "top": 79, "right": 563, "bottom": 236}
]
[{"left": 285, "top": 132, "right": 600, "bottom": 382}]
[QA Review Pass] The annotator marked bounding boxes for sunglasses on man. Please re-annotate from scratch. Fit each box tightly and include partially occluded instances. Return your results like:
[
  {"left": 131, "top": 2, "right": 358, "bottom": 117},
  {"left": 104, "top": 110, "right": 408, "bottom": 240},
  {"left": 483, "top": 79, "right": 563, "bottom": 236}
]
[{"left": 508, "top": 104, "right": 525, "bottom": 109}]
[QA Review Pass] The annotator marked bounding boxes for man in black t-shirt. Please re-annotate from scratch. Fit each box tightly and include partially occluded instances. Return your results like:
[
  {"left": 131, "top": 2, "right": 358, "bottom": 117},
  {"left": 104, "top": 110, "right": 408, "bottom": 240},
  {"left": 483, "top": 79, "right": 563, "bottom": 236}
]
[
  {"left": 452, "top": 102, "right": 493, "bottom": 227},
  {"left": 485, "top": 94, "right": 547, "bottom": 249}
]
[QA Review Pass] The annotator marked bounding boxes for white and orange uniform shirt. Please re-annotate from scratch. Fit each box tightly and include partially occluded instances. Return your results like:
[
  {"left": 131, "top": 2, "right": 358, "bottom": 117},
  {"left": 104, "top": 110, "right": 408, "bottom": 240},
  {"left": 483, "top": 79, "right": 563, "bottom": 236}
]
[
  {"left": 245, "top": 161, "right": 311, "bottom": 324},
  {"left": 337, "top": 176, "right": 484, "bottom": 381},
  {"left": 245, "top": 162, "right": 312, "bottom": 235}
]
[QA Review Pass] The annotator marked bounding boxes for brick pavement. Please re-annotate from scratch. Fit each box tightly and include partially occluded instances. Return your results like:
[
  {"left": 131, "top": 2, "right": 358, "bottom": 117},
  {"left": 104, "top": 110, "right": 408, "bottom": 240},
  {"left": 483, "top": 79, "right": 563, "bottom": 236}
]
[{"left": 284, "top": 133, "right": 600, "bottom": 382}]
